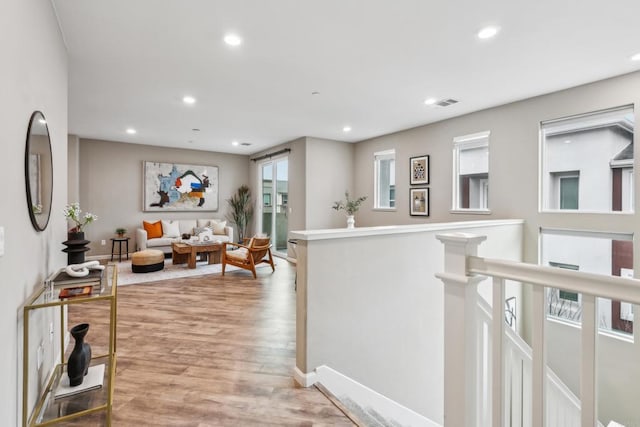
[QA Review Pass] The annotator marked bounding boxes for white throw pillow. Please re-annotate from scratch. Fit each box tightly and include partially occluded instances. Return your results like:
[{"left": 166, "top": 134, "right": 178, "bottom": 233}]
[
  {"left": 161, "top": 220, "right": 180, "bottom": 238},
  {"left": 208, "top": 220, "right": 227, "bottom": 235}
]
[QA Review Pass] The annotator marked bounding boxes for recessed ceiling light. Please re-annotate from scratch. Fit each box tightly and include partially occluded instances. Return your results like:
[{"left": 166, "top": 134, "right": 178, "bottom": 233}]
[
  {"left": 192, "top": 128, "right": 200, "bottom": 132},
  {"left": 343, "top": 126, "right": 352, "bottom": 133},
  {"left": 424, "top": 98, "right": 437, "bottom": 105},
  {"left": 183, "top": 96, "right": 196, "bottom": 105},
  {"left": 477, "top": 26, "right": 499, "bottom": 39},
  {"left": 311, "top": 91, "right": 320, "bottom": 95},
  {"left": 126, "top": 128, "right": 136, "bottom": 135},
  {"left": 224, "top": 34, "right": 242, "bottom": 46},
  {"left": 232, "top": 141, "right": 240, "bottom": 146},
  {"left": 631, "top": 53, "right": 640, "bottom": 61}
]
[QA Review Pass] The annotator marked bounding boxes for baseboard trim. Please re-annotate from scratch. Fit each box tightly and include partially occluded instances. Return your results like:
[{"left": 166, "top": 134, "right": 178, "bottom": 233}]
[
  {"left": 293, "top": 366, "right": 317, "bottom": 387},
  {"left": 315, "top": 365, "right": 441, "bottom": 427}
]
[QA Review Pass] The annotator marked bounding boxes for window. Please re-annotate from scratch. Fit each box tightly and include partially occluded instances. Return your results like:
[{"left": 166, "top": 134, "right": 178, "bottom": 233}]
[
  {"left": 541, "top": 228, "right": 634, "bottom": 337},
  {"left": 559, "top": 175, "right": 579, "bottom": 209},
  {"left": 540, "top": 105, "right": 634, "bottom": 213},
  {"left": 452, "top": 131, "right": 490, "bottom": 211},
  {"left": 549, "top": 171, "right": 580, "bottom": 209},
  {"left": 374, "top": 150, "right": 396, "bottom": 209},
  {"left": 547, "top": 262, "right": 581, "bottom": 322}
]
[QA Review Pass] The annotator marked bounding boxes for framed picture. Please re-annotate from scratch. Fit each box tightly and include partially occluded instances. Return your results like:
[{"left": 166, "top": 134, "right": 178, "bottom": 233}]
[
  {"left": 143, "top": 161, "right": 219, "bottom": 212},
  {"left": 410, "top": 188, "right": 429, "bottom": 216},
  {"left": 410, "top": 155, "right": 429, "bottom": 185}
]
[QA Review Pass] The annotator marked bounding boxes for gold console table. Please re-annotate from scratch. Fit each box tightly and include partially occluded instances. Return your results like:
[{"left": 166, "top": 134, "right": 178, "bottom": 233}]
[{"left": 22, "top": 264, "right": 117, "bottom": 426}]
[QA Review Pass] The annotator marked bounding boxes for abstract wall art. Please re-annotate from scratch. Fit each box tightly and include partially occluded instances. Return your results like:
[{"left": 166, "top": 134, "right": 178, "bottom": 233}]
[{"left": 143, "top": 161, "right": 219, "bottom": 211}]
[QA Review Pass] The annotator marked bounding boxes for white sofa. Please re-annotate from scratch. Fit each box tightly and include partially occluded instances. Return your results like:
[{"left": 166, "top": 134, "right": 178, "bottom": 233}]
[{"left": 136, "top": 219, "right": 234, "bottom": 254}]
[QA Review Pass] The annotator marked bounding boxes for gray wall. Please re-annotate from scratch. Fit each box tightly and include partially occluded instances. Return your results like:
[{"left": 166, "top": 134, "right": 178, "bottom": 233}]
[
  {"left": 354, "top": 70, "right": 640, "bottom": 312},
  {"left": 353, "top": 70, "right": 640, "bottom": 426},
  {"left": 305, "top": 137, "right": 355, "bottom": 230},
  {"left": 67, "top": 135, "right": 80, "bottom": 204},
  {"left": 77, "top": 138, "right": 250, "bottom": 255},
  {"left": 0, "top": 0, "right": 68, "bottom": 424}
]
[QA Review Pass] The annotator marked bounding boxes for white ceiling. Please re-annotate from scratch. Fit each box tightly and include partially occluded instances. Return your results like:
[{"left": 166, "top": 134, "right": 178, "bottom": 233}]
[{"left": 52, "top": 0, "right": 640, "bottom": 155}]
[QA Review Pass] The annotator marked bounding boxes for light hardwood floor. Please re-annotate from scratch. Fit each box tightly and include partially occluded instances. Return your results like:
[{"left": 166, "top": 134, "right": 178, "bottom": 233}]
[{"left": 68, "top": 260, "right": 354, "bottom": 426}]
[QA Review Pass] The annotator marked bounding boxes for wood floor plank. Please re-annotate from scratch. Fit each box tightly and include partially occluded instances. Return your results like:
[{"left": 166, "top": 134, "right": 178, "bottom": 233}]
[{"left": 68, "top": 260, "right": 353, "bottom": 426}]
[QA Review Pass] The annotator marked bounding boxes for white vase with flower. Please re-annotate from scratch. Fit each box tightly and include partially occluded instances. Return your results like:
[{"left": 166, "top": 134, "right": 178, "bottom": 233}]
[{"left": 332, "top": 191, "right": 367, "bottom": 229}]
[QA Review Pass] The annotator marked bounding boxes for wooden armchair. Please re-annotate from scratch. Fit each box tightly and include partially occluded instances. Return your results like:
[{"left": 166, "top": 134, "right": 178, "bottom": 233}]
[{"left": 221, "top": 237, "right": 275, "bottom": 278}]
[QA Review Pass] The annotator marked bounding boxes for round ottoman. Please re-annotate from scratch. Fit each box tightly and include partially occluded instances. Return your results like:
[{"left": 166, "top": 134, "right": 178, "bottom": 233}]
[{"left": 131, "top": 249, "right": 165, "bottom": 273}]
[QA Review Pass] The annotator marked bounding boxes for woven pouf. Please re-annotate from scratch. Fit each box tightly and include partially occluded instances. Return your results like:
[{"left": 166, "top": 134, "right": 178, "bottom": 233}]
[{"left": 131, "top": 249, "right": 165, "bottom": 273}]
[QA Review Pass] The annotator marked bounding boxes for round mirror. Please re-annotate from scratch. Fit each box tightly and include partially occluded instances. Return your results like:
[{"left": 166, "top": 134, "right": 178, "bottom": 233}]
[{"left": 25, "top": 111, "right": 53, "bottom": 231}]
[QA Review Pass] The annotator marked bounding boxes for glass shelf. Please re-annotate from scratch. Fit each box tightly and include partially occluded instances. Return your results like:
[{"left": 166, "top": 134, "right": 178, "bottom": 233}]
[
  {"left": 23, "top": 264, "right": 117, "bottom": 427},
  {"left": 26, "top": 265, "right": 116, "bottom": 309},
  {"left": 33, "top": 355, "right": 115, "bottom": 426}
]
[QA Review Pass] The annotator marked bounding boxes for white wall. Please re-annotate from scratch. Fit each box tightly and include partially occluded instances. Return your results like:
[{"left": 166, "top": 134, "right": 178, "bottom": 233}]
[
  {"left": 293, "top": 220, "right": 523, "bottom": 423},
  {"left": 0, "top": 0, "right": 67, "bottom": 424}
]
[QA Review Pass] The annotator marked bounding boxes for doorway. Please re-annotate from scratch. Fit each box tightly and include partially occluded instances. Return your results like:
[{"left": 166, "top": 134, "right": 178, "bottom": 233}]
[{"left": 259, "top": 157, "right": 288, "bottom": 256}]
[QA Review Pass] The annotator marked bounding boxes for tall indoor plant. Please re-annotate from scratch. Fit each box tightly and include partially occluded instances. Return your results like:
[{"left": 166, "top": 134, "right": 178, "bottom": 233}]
[{"left": 227, "top": 185, "right": 254, "bottom": 243}]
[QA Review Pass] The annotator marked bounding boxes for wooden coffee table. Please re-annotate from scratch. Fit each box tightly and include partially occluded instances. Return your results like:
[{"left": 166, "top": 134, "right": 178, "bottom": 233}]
[{"left": 172, "top": 241, "right": 222, "bottom": 269}]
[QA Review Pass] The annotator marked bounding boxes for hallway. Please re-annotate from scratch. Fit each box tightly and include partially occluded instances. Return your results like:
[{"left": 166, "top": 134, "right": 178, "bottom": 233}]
[{"left": 68, "top": 260, "right": 354, "bottom": 426}]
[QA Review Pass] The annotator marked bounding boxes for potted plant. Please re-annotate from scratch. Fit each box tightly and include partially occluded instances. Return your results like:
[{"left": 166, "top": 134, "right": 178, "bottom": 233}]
[
  {"left": 332, "top": 191, "right": 367, "bottom": 228},
  {"left": 115, "top": 227, "right": 127, "bottom": 237},
  {"left": 62, "top": 203, "right": 98, "bottom": 264},
  {"left": 63, "top": 203, "right": 98, "bottom": 236},
  {"left": 227, "top": 185, "right": 254, "bottom": 243}
]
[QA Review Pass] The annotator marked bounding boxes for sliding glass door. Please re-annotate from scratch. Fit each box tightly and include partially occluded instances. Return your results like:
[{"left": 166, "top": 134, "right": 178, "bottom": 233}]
[{"left": 259, "top": 157, "right": 288, "bottom": 255}]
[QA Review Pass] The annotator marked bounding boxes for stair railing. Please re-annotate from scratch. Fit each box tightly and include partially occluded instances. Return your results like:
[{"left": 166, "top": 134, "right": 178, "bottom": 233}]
[
  {"left": 477, "top": 296, "right": 583, "bottom": 426},
  {"left": 436, "top": 233, "right": 640, "bottom": 427}
]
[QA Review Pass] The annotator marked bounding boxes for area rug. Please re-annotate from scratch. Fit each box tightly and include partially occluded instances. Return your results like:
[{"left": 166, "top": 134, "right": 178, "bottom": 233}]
[
  {"left": 114, "top": 258, "right": 277, "bottom": 286},
  {"left": 115, "top": 260, "right": 234, "bottom": 286}
]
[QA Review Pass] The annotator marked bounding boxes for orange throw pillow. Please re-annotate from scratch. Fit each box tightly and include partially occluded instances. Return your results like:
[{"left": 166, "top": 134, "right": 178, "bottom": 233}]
[{"left": 143, "top": 221, "right": 163, "bottom": 239}]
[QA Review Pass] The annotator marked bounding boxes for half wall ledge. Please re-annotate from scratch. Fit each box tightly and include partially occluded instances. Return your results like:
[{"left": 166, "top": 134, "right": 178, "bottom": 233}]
[{"left": 289, "top": 219, "right": 524, "bottom": 241}]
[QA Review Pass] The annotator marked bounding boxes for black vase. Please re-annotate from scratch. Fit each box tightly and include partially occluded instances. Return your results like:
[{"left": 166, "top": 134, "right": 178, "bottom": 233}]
[
  {"left": 67, "top": 323, "right": 92, "bottom": 387},
  {"left": 62, "top": 231, "right": 90, "bottom": 265}
]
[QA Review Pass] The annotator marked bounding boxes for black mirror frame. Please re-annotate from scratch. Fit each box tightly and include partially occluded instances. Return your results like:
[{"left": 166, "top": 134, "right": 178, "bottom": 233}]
[{"left": 25, "top": 111, "right": 53, "bottom": 232}]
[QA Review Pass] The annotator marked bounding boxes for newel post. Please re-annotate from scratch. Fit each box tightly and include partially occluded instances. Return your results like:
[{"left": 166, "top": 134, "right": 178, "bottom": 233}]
[{"left": 436, "top": 233, "right": 487, "bottom": 427}]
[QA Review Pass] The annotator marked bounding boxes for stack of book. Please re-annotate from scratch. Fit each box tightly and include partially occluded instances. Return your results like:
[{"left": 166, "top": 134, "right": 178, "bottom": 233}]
[
  {"left": 58, "top": 285, "right": 93, "bottom": 299},
  {"left": 48, "top": 267, "right": 105, "bottom": 295},
  {"left": 54, "top": 364, "right": 105, "bottom": 399}
]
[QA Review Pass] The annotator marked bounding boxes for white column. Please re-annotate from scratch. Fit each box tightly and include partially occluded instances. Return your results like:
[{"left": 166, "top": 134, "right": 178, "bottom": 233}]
[{"left": 436, "top": 233, "right": 487, "bottom": 427}]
